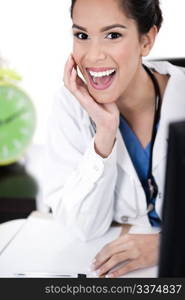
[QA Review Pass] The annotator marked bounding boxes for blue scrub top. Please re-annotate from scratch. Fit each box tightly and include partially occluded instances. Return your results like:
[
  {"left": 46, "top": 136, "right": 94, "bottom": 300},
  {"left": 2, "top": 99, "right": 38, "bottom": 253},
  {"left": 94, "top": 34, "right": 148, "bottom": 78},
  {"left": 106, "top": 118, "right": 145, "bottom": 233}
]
[{"left": 119, "top": 114, "right": 161, "bottom": 227}]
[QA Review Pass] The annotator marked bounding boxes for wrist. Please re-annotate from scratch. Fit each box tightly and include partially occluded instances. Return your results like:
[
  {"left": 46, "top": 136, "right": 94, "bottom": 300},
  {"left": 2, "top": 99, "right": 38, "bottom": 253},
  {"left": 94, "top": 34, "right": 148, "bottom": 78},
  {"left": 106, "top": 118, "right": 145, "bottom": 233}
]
[{"left": 94, "top": 131, "right": 116, "bottom": 158}]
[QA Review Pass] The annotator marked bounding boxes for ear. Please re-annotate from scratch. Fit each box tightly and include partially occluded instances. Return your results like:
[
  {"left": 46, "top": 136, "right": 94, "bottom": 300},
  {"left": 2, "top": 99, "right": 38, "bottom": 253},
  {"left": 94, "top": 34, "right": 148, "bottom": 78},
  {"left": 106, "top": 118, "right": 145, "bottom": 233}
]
[{"left": 140, "top": 25, "right": 158, "bottom": 57}]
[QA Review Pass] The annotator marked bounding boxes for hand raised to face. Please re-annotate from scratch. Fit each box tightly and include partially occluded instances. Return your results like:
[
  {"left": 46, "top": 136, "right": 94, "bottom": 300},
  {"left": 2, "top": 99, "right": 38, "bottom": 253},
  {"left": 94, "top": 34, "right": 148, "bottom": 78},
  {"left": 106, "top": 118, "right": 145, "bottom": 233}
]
[{"left": 63, "top": 54, "right": 119, "bottom": 133}]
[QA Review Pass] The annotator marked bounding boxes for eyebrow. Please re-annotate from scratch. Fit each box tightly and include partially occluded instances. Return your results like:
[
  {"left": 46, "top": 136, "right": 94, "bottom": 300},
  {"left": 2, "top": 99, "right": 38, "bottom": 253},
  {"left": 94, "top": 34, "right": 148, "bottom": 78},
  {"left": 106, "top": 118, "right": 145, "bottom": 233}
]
[{"left": 72, "top": 24, "right": 127, "bottom": 32}]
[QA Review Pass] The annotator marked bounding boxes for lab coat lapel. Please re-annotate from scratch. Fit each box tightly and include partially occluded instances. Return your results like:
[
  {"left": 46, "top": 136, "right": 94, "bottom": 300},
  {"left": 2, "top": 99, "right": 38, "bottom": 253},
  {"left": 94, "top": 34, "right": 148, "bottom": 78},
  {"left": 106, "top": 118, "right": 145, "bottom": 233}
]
[
  {"left": 116, "top": 129, "right": 141, "bottom": 185},
  {"left": 152, "top": 123, "right": 168, "bottom": 169}
]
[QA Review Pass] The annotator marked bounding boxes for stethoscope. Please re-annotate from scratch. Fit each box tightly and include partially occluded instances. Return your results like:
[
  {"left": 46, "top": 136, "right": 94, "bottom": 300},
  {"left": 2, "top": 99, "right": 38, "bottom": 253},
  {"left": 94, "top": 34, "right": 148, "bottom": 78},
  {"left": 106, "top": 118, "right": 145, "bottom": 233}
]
[
  {"left": 89, "top": 64, "right": 162, "bottom": 213},
  {"left": 134, "top": 64, "right": 162, "bottom": 218},
  {"left": 142, "top": 64, "right": 162, "bottom": 207}
]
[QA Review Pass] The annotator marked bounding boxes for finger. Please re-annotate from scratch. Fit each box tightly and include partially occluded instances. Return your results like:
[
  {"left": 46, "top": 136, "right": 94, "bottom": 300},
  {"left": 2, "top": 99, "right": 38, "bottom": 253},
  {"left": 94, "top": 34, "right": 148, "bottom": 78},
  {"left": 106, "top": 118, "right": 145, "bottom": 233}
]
[
  {"left": 68, "top": 72, "right": 102, "bottom": 117},
  {"left": 70, "top": 68, "right": 78, "bottom": 92},
  {"left": 63, "top": 54, "right": 75, "bottom": 88},
  {"left": 76, "top": 74, "right": 86, "bottom": 87},
  {"left": 106, "top": 260, "right": 139, "bottom": 278},
  {"left": 96, "top": 252, "right": 130, "bottom": 277},
  {"left": 69, "top": 67, "right": 85, "bottom": 97},
  {"left": 63, "top": 57, "right": 100, "bottom": 112},
  {"left": 93, "top": 238, "right": 132, "bottom": 270},
  {"left": 94, "top": 235, "right": 130, "bottom": 261}
]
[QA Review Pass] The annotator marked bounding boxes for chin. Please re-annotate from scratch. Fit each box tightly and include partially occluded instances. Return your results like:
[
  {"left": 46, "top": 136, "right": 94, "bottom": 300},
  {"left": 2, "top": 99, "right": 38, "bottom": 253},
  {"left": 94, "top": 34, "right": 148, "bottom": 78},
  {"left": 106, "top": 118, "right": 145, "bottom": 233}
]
[
  {"left": 88, "top": 89, "right": 116, "bottom": 104},
  {"left": 96, "top": 97, "right": 116, "bottom": 104}
]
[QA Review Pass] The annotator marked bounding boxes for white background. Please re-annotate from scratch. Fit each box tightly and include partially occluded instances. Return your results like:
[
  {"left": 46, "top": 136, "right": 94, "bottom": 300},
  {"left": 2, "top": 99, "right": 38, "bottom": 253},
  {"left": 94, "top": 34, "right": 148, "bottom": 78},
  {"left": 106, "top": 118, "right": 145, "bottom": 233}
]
[{"left": 0, "top": 0, "right": 185, "bottom": 145}]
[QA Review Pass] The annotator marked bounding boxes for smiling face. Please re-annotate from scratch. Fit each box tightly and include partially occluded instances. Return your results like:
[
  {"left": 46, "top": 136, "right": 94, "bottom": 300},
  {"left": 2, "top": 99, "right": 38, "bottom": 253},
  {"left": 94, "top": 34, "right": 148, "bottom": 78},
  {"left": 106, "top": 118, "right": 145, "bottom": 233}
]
[{"left": 72, "top": 0, "right": 151, "bottom": 104}]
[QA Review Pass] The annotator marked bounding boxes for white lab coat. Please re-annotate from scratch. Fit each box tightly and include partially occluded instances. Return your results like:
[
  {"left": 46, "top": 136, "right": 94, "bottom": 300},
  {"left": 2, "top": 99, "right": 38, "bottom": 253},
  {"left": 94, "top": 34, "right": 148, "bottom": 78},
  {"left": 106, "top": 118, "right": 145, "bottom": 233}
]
[{"left": 42, "top": 61, "right": 185, "bottom": 241}]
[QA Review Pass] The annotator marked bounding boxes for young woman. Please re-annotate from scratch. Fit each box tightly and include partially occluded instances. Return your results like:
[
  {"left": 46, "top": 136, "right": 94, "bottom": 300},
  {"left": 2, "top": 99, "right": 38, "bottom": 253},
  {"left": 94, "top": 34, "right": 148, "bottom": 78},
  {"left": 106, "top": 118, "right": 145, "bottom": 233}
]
[{"left": 43, "top": 0, "right": 185, "bottom": 277}]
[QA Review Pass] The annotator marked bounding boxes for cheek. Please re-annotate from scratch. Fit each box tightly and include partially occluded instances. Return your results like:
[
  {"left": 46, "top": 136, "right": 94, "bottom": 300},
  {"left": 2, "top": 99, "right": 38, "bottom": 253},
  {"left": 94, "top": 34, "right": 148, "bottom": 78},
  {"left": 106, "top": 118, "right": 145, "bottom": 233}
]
[
  {"left": 117, "top": 38, "right": 141, "bottom": 59},
  {"left": 113, "top": 49, "right": 126, "bottom": 62},
  {"left": 72, "top": 43, "right": 83, "bottom": 65},
  {"left": 116, "top": 44, "right": 142, "bottom": 75},
  {"left": 108, "top": 43, "right": 135, "bottom": 67}
]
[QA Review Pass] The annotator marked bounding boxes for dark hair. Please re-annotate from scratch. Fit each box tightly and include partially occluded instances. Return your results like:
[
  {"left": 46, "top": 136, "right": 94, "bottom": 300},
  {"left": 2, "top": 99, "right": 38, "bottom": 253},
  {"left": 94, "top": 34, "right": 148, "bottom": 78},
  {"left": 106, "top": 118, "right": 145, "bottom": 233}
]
[{"left": 70, "top": 0, "right": 163, "bottom": 34}]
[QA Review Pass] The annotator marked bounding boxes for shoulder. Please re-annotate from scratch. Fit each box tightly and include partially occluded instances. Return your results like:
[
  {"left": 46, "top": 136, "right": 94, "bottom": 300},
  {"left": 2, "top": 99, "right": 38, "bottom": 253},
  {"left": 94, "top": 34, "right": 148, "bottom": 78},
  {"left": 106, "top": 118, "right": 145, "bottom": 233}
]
[
  {"left": 54, "top": 85, "right": 81, "bottom": 114},
  {"left": 144, "top": 60, "right": 185, "bottom": 93},
  {"left": 149, "top": 61, "right": 185, "bottom": 123},
  {"left": 51, "top": 85, "right": 90, "bottom": 124},
  {"left": 47, "top": 86, "right": 93, "bottom": 137},
  {"left": 143, "top": 60, "right": 185, "bottom": 78}
]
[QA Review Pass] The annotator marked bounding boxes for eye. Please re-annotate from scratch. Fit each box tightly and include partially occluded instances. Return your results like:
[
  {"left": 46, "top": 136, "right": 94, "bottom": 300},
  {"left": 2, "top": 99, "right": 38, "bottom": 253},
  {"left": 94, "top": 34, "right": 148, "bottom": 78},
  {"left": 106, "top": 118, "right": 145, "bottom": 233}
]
[
  {"left": 73, "top": 32, "right": 89, "bottom": 40},
  {"left": 106, "top": 32, "right": 122, "bottom": 39}
]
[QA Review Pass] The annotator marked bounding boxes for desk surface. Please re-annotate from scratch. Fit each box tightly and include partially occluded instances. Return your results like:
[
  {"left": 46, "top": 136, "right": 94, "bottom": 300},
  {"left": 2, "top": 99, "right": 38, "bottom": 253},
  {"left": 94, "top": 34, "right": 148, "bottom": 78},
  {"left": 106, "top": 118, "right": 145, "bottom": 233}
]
[
  {"left": 0, "top": 218, "right": 26, "bottom": 255},
  {"left": 0, "top": 211, "right": 158, "bottom": 278}
]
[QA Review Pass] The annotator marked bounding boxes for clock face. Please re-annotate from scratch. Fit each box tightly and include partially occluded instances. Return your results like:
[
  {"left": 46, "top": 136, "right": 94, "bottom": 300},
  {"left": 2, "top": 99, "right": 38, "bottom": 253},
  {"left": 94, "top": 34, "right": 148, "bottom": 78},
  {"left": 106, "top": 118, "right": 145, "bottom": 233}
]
[{"left": 0, "top": 83, "right": 36, "bottom": 165}]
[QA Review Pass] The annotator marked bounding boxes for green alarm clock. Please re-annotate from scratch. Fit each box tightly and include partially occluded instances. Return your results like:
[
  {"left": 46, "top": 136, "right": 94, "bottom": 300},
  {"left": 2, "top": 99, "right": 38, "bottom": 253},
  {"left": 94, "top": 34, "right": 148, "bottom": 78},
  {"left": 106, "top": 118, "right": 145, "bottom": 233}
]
[{"left": 0, "top": 81, "right": 36, "bottom": 165}]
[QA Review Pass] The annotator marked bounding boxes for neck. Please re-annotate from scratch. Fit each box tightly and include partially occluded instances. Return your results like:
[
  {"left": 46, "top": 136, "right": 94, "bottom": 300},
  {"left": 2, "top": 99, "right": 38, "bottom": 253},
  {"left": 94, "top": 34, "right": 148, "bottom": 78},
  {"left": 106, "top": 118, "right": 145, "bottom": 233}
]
[{"left": 117, "top": 64, "right": 155, "bottom": 119}]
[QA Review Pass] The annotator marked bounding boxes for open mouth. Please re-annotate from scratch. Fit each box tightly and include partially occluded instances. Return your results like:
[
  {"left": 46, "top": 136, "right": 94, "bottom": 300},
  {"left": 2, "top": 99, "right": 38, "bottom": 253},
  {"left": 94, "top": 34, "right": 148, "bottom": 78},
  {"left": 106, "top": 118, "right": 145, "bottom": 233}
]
[{"left": 86, "top": 68, "right": 116, "bottom": 90}]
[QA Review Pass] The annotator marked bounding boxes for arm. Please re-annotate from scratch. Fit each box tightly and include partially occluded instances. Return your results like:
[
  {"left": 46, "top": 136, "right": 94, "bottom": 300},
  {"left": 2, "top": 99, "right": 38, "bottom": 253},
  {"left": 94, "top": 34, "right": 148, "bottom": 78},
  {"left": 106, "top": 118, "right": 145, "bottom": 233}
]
[{"left": 42, "top": 55, "right": 119, "bottom": 241}]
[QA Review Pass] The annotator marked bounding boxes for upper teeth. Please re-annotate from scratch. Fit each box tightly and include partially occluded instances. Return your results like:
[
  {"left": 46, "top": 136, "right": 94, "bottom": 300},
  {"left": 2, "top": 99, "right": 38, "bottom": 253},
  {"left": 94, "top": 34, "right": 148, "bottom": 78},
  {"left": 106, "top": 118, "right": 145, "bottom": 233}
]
[{"left": 89, "top": 69, "right": 115, "bottom": 78}]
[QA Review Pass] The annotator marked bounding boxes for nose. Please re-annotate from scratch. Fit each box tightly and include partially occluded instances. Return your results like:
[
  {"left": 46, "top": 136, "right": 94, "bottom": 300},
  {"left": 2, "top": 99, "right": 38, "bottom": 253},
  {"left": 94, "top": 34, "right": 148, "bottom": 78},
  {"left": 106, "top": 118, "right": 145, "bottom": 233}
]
[{"left": 86, "top": 40, "right": 107, "bottom": 63}]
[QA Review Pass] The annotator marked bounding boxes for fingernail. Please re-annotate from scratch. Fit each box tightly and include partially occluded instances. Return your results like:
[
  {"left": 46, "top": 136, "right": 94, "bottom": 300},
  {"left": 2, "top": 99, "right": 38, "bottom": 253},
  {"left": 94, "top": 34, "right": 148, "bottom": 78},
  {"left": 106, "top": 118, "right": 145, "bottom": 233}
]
[
  {"left": 95, "top": 269, "right": 101, "bottom": 275},
  {"left": 72, "top": 68, "right": 76, "bottom": 75},
  {"left": 90, "top": 263, "right": 96, "bottom": 271},
  {"left": 105, "top": 273, "right": 113, "bottom": 278},
  {"left": 91, "top": 271, "right": 98, "bottom": 278},
  {"left": 90, "top": 258, "right": 97, "bottom": 271}
]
